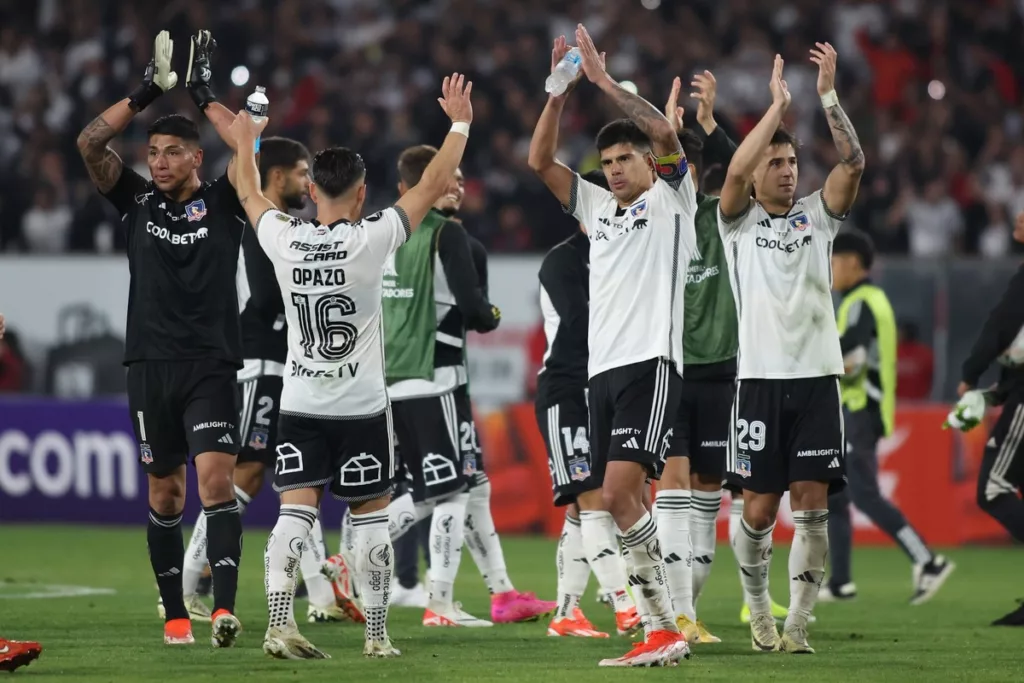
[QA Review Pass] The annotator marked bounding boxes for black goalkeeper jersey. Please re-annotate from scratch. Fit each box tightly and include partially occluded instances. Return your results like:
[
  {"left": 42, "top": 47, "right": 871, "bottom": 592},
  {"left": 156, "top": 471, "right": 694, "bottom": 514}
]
[{"left": 101, "top": 167, "right": 246, "bottom": 367}]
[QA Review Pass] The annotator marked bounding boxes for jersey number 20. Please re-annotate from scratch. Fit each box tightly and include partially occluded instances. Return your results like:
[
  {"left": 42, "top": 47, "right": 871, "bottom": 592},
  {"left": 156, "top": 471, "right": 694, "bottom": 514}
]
[{"left": 291, "top": 290, "right": 358, "bottom": 361}]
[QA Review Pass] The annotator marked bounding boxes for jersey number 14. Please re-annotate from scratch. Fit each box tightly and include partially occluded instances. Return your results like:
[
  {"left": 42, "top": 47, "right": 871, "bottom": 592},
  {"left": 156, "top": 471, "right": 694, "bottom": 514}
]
[{"left": 291, "top": 290, "right": 358, "bottom": 361}]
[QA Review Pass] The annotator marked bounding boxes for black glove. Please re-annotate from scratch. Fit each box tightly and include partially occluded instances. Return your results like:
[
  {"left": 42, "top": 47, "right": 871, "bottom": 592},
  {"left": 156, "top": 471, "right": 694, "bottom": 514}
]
[
  {"left": 128, "top": 30, "right": 177, "bottom": 112},
  {"left": 185, "top": 30, "right": 217, "bottom": 111}
]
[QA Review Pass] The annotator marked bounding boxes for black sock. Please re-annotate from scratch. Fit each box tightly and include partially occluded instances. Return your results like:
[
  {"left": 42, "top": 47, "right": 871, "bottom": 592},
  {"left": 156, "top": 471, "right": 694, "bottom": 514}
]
[
  {"left": 148, "top": 508, "right": 187, "bottom": 622},
  {"left": 205, "top": 500, "right": 243, "bottom": 614}
]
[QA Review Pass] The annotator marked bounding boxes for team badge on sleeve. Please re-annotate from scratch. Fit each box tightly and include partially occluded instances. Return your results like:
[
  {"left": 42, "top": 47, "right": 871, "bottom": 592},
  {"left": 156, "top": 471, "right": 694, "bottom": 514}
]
[{"left": 185, "top": 199, "right": 207, "bottom": 222}]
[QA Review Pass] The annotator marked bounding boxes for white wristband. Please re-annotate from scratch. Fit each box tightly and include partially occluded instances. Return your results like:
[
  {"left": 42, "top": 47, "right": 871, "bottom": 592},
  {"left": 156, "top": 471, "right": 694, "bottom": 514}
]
[
  {"left": 820, "top": 89, "right": 839, "bottom": 108},
  {"left": 450, "top": 122, "right": 470, "bottom": 138}
]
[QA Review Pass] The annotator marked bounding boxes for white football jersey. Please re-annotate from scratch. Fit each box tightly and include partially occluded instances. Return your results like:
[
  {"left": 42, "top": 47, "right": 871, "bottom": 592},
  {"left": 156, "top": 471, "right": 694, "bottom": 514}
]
[
  {"left": 718, "top": 190, "right": 844, "bottom": 379},
  {"left": 566, "top": 171, "right": 697, "bottom": 378},
  {"left": 256, "top": 206, "right": 410, "bottom": 418}
]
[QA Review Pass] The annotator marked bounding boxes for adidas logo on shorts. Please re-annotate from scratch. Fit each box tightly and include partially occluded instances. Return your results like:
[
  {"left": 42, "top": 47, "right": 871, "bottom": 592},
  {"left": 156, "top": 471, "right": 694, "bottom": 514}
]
[
  {"left": 218, "top": 434, "right": 234, "bottom": 445},
  {"left": 622, "top": 437, "right": 640, "bottom": 449},
  {"left": 828, "top": 457, "right": 840, "bottom": 469}
]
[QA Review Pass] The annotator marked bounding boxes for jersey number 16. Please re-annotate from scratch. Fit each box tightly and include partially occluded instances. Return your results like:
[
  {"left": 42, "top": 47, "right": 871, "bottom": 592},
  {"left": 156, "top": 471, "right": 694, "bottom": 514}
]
[{"left": 291, "top": 289, "right": 358, "bottom": 361}]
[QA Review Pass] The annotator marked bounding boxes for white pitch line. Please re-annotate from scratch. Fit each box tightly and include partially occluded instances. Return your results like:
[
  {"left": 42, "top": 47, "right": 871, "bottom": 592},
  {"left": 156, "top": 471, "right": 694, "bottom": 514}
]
[{"left": 0, "top": 584, "right": 117, "bottom": 599}]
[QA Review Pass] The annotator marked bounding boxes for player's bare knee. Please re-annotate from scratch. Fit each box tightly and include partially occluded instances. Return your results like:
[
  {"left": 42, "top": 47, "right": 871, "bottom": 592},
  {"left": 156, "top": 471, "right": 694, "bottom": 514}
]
[
  {"left": 566, "top": 502, "right": 580, "bottom": 520},
  {"left": 657, "top": 456, "right": 690, "bottom": 491},
  {"left": 350, "top": 495, "right": 390, "bottom": 516},
  {"left": 576, "top": 488, "right": 604, "bottom": 511},
  {"left": 691, "top": 471, "right": 721, "bottom": 492},
  {"left": 195, "top": 451, "right": 238, "bottom": 505},
  {"left": 280, "top": 487, "right": 322, "bottom": 509},
  {"left": 147, "top": 471, "right": 185, "bottom": 515},
  {"left": 233, "top": 461, "right": 266, "bottom": 499},
  {"left": 789, "top": 480, "right": 829, "bottom": 510},
  {"left": 742, "top": 493, "right": 780, "bottom": 530}
]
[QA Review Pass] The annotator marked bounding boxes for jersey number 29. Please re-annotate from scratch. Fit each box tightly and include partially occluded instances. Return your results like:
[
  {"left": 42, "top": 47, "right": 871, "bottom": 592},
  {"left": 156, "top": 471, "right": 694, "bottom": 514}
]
[{"left": 291, "top": 290, "right": 358, "bottom": 361}]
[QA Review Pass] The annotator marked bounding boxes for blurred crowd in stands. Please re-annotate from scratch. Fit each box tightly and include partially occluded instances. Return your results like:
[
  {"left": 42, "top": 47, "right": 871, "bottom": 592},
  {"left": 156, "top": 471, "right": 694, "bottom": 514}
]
[{"left": 1, "top": 0, "right": 1023, "bottom": 256}]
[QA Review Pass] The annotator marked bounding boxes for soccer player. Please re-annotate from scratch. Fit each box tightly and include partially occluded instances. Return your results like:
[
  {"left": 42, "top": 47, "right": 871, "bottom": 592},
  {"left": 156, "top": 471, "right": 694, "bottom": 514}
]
[
  {"left": 947, "top": 210, "right": 1024, "bottom": 625},
  {"left": 0, "top": 637, "right": 41, "bottom": 673},
  {"left": 529, "top": 27, "right": 696, "bottom": 667},
  {"left": 380, "top": 146, "right": 502, "bottom": 628},
  {"left": 537, "top": 169, "right": 640, "bottom": 639},
  {"left": 718, "top": 46, "right": 865, "bottom": 654},
  {"left": 824, "top": 228, "right": 954, "bottom": 604},
  {"left": 76, "top": 31, "right": 244, "bottom": 647},
  {"left": 177, "top": 30, "right": 346, "bottom": 623},
  {"left": 227, "top": 73, "right": 475, "bottom": 658}
]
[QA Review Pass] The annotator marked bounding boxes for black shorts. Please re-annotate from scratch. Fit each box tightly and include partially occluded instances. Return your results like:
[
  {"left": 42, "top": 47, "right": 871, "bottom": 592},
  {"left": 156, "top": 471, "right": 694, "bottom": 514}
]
[
  {"left": 726, "top": 376, "right": 846, "bottom": 495},
  {"left": 391, "top": 390, "right": 474, "bottom": 503},
  {"left": 127, "top": 359, "right": 241, "bottom": 476},
  {"left": 979, "top": 400, "right": 1024, "bottom": 503},
  {"left": 237, "top": 373, "right": 282, "bottom": 466},
  {"left": 536, "top": 391, "right": 601, "bottom": 506},
  {"left": 669, "top": 378, "right": 733, "bottom": 479},
  {"left": 274, "top": 410, "right": 396, "bottom": 503},
  {"left": 589, "top": 358, "right": 682, "bottom": 479}
]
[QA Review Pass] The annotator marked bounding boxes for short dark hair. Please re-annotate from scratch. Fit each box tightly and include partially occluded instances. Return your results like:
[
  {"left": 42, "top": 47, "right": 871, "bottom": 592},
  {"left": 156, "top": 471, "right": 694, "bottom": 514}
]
[
  {"left": 397, "top": 145, "right": 438, "bottom": 187},
  {"left": 311, "top": 147, "right": 366, "bottom": 199},
  {"left": 147, "top": 114, "right": 200, "bottom": 143},
  {"left": 678, "top": 129, "right": 704, "bottom": 180},
  {"left": 595, "top": 119, "right": 652, "bottom": 154},
  {"left": 833, "top": 227, "right": 875, "bottom": 270},
  {"left": 581, "top": 169, "right": 610, "bottom": 191},
  {"left": 769, "top": 127, "right": 800, "bottom": 150},
  {"left": 259, "top": 137, "right": 310, "bottom": 190},
  {"left": 702, "top": 163, "right": 727, "bottom": 195}
]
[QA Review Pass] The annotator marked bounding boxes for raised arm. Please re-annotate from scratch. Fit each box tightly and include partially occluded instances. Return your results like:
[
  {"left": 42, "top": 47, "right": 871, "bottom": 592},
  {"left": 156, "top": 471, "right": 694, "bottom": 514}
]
[
  {"left": 666, "top": 70, "right": 738, "bottom": 169},
  {"left": 528, "top": 35, "right": 588, "bottom": 207},
  {"left": 813, "top": 42, "right": 865, "bottom": 217},
  {"left": 76, "top": 31, "right": 178, "bottom": 193},
  {"left": 225, "top": 112, "right": 274, "bottom": 229},
  {"left": 185, "top": 30, "right": 240, "bottom": 186},
  {"left": 720, "top": 54, "right": 791, "bottom": 220},
  {"left": 576, "top": 24, "right": 679, "bottom": 158},
  {"left": 395, "top": 74, "right": 472, "bottom": 231}
]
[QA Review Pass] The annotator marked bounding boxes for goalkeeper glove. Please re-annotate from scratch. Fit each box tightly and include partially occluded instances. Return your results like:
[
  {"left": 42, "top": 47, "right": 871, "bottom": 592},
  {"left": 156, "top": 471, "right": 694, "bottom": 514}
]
[
  {"left": 128, "top": 31, "right": 177, "bottom": 112},
  {"left": 942, "top": 389, "right": 987, "bottom": 432},
  {"left": 186, "top": 30, "right": 218, "bottom": 111}
]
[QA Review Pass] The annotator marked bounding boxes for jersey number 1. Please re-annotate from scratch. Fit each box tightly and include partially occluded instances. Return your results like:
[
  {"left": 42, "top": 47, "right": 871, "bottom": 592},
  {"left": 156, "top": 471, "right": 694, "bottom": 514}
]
[{"left": 291, "top": 291, "right": 358, "bottom": 361}]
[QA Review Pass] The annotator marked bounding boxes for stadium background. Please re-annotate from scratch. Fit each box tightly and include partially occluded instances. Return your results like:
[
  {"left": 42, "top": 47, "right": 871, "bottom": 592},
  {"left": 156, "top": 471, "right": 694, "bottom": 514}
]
[{"left": 1, "top": 0, "right": 1022, "bottom": 545}]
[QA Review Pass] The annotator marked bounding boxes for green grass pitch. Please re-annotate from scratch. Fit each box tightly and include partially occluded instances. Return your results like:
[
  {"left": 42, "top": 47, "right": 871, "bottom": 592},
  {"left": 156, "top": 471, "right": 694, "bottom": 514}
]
[{"left": 0, "top": 525, "right": 1020, "bottom": 681}]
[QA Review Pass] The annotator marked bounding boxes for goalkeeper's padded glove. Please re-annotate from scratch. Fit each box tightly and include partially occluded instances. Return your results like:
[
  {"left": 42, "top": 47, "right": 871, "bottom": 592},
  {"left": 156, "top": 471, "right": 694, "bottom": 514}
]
[
  {"left": 128, "top": 31, "right": 177, "bottom": 112},
  {"left": 942, "top": 389, "right": 987, "bottom": 432},
  {"left": 186, "top": 30, "right": 217, "bottom": 111}
]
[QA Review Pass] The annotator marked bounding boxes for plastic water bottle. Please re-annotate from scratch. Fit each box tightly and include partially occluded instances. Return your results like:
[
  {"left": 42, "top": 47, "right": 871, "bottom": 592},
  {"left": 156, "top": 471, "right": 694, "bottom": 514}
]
[
  {"left": 245, "top": 85, "right": 269, "bottom": 153},
  {"left": 545, "top": 48, "right": 582, "bottom": 96}
]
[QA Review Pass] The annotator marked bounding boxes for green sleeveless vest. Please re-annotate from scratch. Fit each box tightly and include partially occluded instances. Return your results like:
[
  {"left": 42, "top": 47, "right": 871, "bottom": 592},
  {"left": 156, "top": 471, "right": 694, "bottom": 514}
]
[
  {"left": 836, "top": 283, "right": 897, "bottom": 436},
  {"left": 383, "top": 210, "right": 445, "bottom": 384}
]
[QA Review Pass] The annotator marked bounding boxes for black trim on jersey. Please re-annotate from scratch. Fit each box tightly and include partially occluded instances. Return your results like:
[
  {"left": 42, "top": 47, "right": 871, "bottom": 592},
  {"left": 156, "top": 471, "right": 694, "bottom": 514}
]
[
  {"left": 393, "top": 205, "right": 412, "bottom": 242},
  {"left": 818, "top": 188, "right": 850, "bottom": 222},
  {"left": 254, "top": 208, "right": 277, "bottom": 232},
  {"left": 281, "top": 406, "right": 387, "bottom": 421},
  {"left": 719, "top": 200, "right": 752, "bottom": 225},
  {"left": 536, "top": 232, "right": 589, "bottom": 409},
  {"left": 563, "top": 174, "right": 580, "bottom": 216}
]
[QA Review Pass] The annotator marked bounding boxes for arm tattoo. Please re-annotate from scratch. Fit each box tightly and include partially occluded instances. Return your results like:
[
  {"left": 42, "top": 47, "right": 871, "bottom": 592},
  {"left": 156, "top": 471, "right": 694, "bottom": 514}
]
[
  {"left": 77, "top": 117, "right": 123, "bottom": 193},
  {"left": 825, "top": 104, "right": 864, "bottom": 169},
  {"left": 604, "top": 82, "right": 679, "bottom": 152}
]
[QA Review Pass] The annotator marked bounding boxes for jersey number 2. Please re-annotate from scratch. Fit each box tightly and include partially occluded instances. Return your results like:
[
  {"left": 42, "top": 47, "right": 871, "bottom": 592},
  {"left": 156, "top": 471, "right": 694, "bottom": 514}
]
[{"left": 291, "top": 290, "right": 358, "bottom": 361}]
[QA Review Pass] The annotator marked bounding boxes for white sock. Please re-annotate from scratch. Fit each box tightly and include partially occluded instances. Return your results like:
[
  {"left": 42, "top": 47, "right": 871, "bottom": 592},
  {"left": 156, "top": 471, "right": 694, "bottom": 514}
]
[
  {"left": 387, "top": 491, "right": 417, "bottom": 541},
  {"left": 690, "top": 489, "right": 722, "bottom": 604},
  {"left": 265, "top": 504, "right": 317, "bottom": 629},
  {"left": 786, "top": 510, "right": 828, "bottom": 632},
  {"left": 300, "top": 517, "right": 335, "bottom": 608},
  {"left": 729, "top": 496, "right": 750, "bottom": 606},
  {"left": 620, "top": 512, "right": 675, "bottom": 632},
  {"left": 233, "top": 485, "right": 252, "bottom": 515},
  {"left": 182, "top": 511, "right": 208, "bottom": 596},
  {"left": 340, "top": 507, "right": 355, "bottom": 563},
  {"left": 463, "top": 481, "right": 514, "bottom": 595},
  {"left": 733, "top": 517, "right": 775, "bottom": 616},
  {"left": 555, "top": 513, "right": 589, "bottom": 619},
  {"left": 352, "top": 509, "right": 393, "bottom": 643},
  {"left": 622, "top": 544, "right": 651, "bottom": 635},
  {"left": 427, "top": 493, "right": 470, "bottom": 610},
  {"left": 655, "top": 489, "right": 695, "bottom": 621},
  {"left": 578, "top": 510, "right": 634, "bottom": 613}
]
